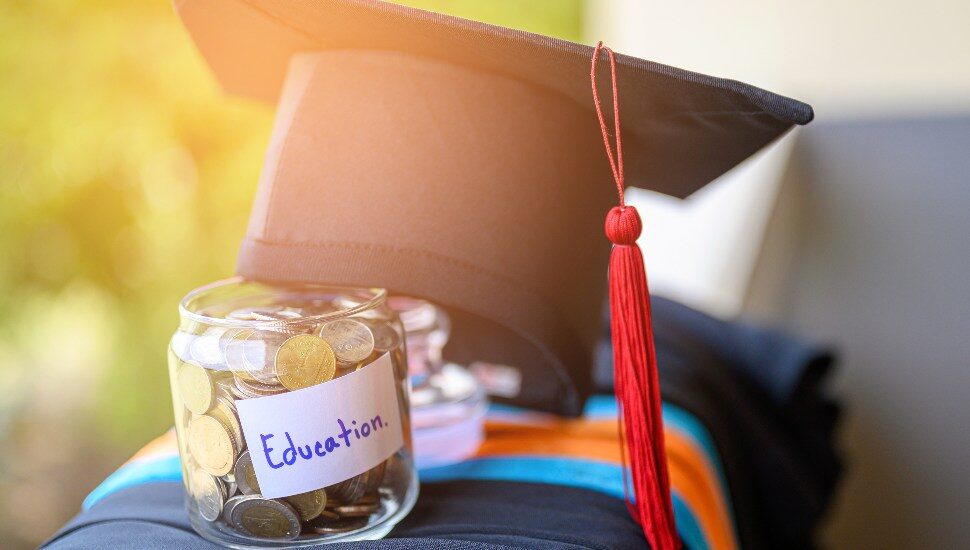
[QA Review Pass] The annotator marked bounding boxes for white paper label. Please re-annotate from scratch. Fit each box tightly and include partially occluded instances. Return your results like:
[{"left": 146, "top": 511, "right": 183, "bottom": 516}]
[{"left": 235, "top": 352, "right": 404, "bottom": 498}]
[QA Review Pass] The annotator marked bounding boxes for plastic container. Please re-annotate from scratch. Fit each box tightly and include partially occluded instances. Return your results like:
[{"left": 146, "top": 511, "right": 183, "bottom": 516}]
[{"left": 389, "top": 297, "right": 487, "bottom": 469}]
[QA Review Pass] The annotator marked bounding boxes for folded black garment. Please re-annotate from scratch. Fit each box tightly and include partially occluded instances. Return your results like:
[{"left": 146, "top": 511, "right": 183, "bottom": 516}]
[
  {"left": 44, "top": 480, "right": 645, "bottom": 550},
  {"left": 596, "top": 296, "right": 842, "bottom": 550},
  {"left": 45, "top": 296, "right": 839, "bottom": 549}
]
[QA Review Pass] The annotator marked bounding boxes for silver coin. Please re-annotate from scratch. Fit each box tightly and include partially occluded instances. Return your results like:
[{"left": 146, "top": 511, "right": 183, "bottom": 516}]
[
  {"left": 223, "top": 494, "right": 249, "bottom": 523},
  {"left": 218, "top": 328, "right": 244, "bottom": 356},
  {"left": 367, "top": 320, "right": 401, "bottom": 353},
  {"left": 189, "top": 327, "right": 228, "bottom": 368},
  {"left": 229, "top": 496, "right": 301, "bottom": 540},
  {"left": 226, "top": 331, "right": 280, "bottom": 383},
  {"left": 233, "top": 450, "right": 261, "bottom": 496},
  {"left": 317, "top": 319, "right": 375, "bottom": 363},
  {"left": 225, "top": 329, "right": 255, "bottom": 373},
  {"left": 189, "top": 469, "right": 226, "bottom": 522}
]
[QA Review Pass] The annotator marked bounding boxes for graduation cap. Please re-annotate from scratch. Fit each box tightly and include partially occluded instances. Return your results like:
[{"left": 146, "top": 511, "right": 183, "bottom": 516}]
[{"left": 176, "top": 1, "right": 812, "bottom": 546}]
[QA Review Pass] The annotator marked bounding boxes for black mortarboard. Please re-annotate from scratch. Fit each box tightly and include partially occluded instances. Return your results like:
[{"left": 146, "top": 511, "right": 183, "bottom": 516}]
[
  {"left": 176, "top": 0, "right": 810, "bottom": 415},
  {"left": 175, "top": 1, "right": 812, "bottom": 546}
]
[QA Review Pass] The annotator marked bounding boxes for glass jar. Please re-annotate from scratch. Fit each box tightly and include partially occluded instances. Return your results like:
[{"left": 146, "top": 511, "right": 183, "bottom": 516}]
[
  {"left": 168, "top": 278, "right": 417, "bottom": 548},
  {"left": 388, "top": 297, "right": 487, "bottom": 469}
]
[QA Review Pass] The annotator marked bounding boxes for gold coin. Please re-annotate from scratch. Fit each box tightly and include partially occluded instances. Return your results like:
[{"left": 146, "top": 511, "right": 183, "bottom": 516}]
[
  {"left": 177, "top": 360, "right": 215, "bottom": 415},
  {"left": 275, "top": 334, "right": 335, "bottom": 390},
  {"left": 209, "top": 395, "right": 244, "bottom": 451},
  {"left": 188, "top": 415, "right": 238, "bottom": 476},
  {"left": 284, "top": 488, "right": 327, "bottom": 521}
]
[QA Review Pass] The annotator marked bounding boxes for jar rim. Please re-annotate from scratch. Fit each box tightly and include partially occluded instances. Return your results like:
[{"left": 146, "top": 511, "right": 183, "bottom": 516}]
[{"left": 178, "top": 276, "right": 388, "bottom": 329}]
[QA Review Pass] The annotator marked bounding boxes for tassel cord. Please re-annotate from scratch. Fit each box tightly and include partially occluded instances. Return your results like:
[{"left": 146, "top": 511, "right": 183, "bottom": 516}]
[{"left": 592, "top": 41, "right": 680, "bottom": 550}]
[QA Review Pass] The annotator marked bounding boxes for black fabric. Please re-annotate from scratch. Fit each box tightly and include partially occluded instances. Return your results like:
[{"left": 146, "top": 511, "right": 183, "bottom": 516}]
[
  {"left": 45, "top": 297, "right": 841, "bottom": 549},
  {"left": 595, "top": 297, "right": 842, "bottom": 550},
  {"left": 43, "top": 480, "right": 648, "bottom": 550}
]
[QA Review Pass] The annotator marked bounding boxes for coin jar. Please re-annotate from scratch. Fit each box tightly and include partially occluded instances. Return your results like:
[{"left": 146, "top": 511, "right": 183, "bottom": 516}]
[{"left": 168, "top": 278, "right": 417, "bottom": 548}]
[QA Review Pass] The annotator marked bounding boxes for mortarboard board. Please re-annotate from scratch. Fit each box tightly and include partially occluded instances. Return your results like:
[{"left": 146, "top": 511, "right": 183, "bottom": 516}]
[{"left": 175, "top": 1, "right": 812, "bottom": 546}]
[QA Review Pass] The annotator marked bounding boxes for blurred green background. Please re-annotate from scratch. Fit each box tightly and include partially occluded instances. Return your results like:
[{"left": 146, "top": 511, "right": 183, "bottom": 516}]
[{"left": 0, "top": 1, "right": 582, "bottom": 547}]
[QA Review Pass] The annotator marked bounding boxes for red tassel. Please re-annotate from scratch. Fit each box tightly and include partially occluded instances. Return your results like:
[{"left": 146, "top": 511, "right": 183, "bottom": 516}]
[{"left": 593, "top": 43, "right": 679, "bottom": 549}]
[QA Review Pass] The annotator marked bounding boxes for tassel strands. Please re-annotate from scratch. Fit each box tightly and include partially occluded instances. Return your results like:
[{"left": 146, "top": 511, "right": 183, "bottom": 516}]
[{"left": 592, "top": 42, "right": 679, "bottom": 550}]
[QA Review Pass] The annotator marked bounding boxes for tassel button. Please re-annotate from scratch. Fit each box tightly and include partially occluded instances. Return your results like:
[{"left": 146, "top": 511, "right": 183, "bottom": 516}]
[{"left": 605, "top": 205, "right": 642, "bottom": 246}]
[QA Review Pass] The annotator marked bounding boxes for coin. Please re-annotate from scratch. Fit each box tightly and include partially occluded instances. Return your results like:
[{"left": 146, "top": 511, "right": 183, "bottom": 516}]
[
  {"left": 229, "top": 496, "right": 301, "bottom": 540},
  {"left": 326, "top": 471, "right": 368, "bottom": 504},
  {"left": 188, "top": 415, "right": 238, "bottom": 476},
  {"left": 223, "top": 494, "right": 248, "bottom": 523},
  {"left": 334, "top": 364, "right": 357, "bottom": 379},
  {"left": 189, "top": 328, "right": 227, "bottom": 368},
  {"left": 177, "top": 360, "right": 215, "bottom": 415},
  {"left": 367, "top": 320, "right": 401, "bottom": 353},
  {"left": 227, "top": 307, "right": 260, "bottom": 321},
  {"left": 233, "top": 450, "right": 261, "bottom": 495},
  {"left": 188, "top": 468, "right": 226, "bottom": 522},
  {"left": 363, "top": 460, "right": 387, "bottom": 493},
  {"left": 252, "top": 309, "right": 302, "bottom": 322},
  {"left": 275, "top": 334, "right": 336, "bottom": 391},
  {"left": 317, "top": 319, "right": 375, "bottom": 364},
  {"left": 212, "top": 371, "right": 236, "bottom": 392},
  {"left": 284, "top": 488, "right": 327, "bottom": 521},
  {"left": 330, "top": 501, "right": 380, "bottom": 518},
  {"left": 232, "top": 376, "right": 287, "bottom": 399},
  {"left": 208, "top": 395, "right": 244, "bottom": 452},
  {"left": 308, "top": 515, "right": 369, "bottom": 534},
  {"left": 225, "top": 330, "right": 282, "bottom": 383},
  {"left": 228, "top": 306, "right": 286, "bottom": 321},
  {"left": 225, "top": 329, "right": 257, "bottom": 376}
]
